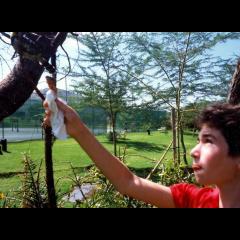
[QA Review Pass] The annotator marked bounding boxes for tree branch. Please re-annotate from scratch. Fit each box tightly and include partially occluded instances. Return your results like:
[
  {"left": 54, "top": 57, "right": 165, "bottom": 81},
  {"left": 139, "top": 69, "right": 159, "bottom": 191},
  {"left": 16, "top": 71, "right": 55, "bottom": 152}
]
[
  {"left": 0, "top": 32, "right": 68, "bottom": 121},
  {"left": 0, "top": 32, "right": 11, "bottom": 39}
]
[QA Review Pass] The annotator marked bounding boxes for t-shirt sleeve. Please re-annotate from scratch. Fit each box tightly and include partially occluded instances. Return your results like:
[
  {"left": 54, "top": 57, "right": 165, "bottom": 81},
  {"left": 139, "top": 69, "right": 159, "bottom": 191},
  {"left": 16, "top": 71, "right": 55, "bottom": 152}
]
[{"left": 170, "top": 183, "right": 201, "bottom": 208}]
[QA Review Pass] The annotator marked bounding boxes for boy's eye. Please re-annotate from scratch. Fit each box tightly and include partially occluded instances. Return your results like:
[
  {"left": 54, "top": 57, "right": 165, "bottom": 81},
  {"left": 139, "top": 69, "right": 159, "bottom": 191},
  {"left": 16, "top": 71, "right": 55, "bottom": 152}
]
[{"left": 205, "top": 138, "right": 213, "bottom": 143}]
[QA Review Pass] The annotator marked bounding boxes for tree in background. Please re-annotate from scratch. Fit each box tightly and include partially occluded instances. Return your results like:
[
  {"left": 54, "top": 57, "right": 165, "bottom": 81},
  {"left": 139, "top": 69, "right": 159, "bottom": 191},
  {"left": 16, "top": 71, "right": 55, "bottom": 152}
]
[
  {"left": 70, "top": 32, "right": 142, "bottom": 155},
  {"left": 126, "top": 32, "right": 240, "bottom": 165}
]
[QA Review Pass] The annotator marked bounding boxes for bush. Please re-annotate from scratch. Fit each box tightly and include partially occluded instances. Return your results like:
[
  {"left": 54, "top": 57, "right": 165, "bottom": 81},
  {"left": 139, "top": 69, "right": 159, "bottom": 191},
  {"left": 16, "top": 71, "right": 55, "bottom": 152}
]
[
  {"left": 66, "top": 162, "right": 196, "bottom": 208},
  {"left": 1, "top": 154, "right": 196, "bottom": 208},
  {"left": 65, "top": 166, "right": 151, "bottom": 208}
]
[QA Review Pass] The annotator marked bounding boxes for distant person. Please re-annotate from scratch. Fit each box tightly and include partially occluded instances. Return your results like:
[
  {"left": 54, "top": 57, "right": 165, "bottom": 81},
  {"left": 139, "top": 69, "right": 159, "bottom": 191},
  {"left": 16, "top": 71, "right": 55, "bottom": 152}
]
[
  {"left": 44, "top": 85, "right": 240, "bottom": 208},
  {"left": 147, "top": 128, "right": 151, "bottom": 135},
  {"left": 124, "top": 122, "right": 128, "bottom": 132}
]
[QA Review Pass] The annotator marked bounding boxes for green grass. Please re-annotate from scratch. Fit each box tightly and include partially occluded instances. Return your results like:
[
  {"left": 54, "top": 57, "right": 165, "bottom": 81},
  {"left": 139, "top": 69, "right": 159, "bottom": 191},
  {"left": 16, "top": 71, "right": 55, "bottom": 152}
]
[{"left": 0, "top": 131, "right": 197, "bottom": 196}]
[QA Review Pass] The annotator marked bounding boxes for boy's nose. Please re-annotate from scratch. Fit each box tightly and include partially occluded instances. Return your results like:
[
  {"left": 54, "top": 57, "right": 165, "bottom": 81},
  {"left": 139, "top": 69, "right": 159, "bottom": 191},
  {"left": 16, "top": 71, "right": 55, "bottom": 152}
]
[{"left": 190, "top": 144, "right": 200, "bottom": 159}]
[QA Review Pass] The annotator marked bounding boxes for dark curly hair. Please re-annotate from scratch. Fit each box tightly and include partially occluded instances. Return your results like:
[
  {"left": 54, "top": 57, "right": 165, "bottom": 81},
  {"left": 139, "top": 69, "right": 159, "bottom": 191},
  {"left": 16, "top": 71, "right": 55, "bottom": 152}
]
[{"left": 197, "top": 103, "right": 240, "bottom": 157}]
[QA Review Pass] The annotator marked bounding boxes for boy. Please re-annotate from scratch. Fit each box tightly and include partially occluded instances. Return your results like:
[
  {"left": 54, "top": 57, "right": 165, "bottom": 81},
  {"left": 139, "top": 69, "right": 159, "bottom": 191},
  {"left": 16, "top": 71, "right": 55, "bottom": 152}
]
[{"left": 44, "top": 98, "right": 240, "bottom": 208}]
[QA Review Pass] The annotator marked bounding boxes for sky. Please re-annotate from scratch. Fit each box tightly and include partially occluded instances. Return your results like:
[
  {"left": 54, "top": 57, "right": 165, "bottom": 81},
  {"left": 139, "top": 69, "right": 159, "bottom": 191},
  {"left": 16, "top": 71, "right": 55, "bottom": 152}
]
[
  {"left": 36, "top": 38, "right": 79, "bottom": 90},
  {"left": 45, "top": 37, "right": 240, "bottom": 91},
  {"left": 0, "top": 36, "right": 80, "bottom": 91},
  {"left": 1, "top": 34, "right": 240, "bottom": 91},
  {"left": 212, "top": 39, "right": 240, "bottom": 59},
  {"left": 48, "top": 38, "right": 240, "bottom": 91}
]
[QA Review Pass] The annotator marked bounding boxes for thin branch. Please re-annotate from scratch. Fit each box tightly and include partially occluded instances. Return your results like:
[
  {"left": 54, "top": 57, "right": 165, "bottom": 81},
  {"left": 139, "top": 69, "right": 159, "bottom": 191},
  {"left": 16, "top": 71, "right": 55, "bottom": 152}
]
[
  {"left": 146, "top": 140, "right": 173, "bottom": 180},
  {"left": 51, "top": 32, "right": 68, "bottom": 50},
  {"left": 135, "top": 35, "right": 176, "bottom": 91},
  {"left": 0, "top": 53, "right": 12, "bottom": 71},
  {"left": 0, "top": 32, "right": 11, "bottom": 39},
  {"left": 0, "top": 36, "right": 11, "bottom": 45},
  {"left": 113, "top": 65, "right": 174, "bottom": 109},
  {"left": 70, "top": 32, "right": 79, "bottom": 37},
  {"left": 57, "top": 45, "right": 72, "bottom": 82}
]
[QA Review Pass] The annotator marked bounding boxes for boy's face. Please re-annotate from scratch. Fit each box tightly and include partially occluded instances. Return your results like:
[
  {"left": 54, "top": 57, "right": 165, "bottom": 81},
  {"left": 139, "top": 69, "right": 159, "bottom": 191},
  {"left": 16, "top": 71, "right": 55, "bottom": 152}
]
[{"left": 190, "top": 125, "right": 239, "bottom": 186}]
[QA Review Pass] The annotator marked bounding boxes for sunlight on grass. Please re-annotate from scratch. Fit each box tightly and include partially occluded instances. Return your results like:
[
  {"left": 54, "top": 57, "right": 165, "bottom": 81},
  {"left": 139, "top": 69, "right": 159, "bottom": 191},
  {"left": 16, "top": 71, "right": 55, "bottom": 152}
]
[{"left": 0, "top": 131, "right": 197, "bottom": 194}]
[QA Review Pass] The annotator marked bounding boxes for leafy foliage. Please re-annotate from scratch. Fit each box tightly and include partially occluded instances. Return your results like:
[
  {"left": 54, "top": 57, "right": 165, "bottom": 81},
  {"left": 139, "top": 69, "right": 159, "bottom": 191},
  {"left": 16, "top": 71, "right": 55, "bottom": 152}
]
[
  {"left": 63, "top": 161, "right": 196, "bottom": 208},
  {"left": 20, "top": 153, "right": 48, "bottom": 208},
  {"left": 1, "top": 154, "right": 196, "bottom": 208}
]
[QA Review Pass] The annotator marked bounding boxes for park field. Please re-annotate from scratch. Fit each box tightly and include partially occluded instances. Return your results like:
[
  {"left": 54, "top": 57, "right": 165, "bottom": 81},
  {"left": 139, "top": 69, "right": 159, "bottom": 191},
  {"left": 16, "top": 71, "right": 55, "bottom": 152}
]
[{"left": 0, "top": 131, "right": 197, "bottom": 196}]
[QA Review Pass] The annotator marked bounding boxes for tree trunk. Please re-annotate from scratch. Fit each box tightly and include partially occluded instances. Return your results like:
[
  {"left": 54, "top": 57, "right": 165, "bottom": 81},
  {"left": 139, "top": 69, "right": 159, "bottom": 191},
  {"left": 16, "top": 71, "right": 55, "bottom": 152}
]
[
  {"left": 228, "top": 59, "right": 240, "bottom": 104},
  {"left": 176, "top": 107, "right": 181, "bottom": 164},
  {"left": 180, "top": 123, "right": 188, "bottom": 165},
  {"left": 175, "top": 90, "right": 181, "bottom": 165},
  {"left": 112, "top": 113, "right": 117, "bottom": 156},
  {"left": 0, "top": 59, "right": 44, "bottom": 121},
  {"left": 0, "top": 32, "right": 68, "bottom": 209},
  {"left": 0, "top": 32, "right": 68, "bottom": 121},
  {"left": 108, "top": 111, "right": 118, "bottom": 156},
  {"left": 44, "top": 126, "right": 56, "bottom": 208},
  {"left": 44, "top": 53, "right": 57, "bottom": 208},
  {"left": 171, "top": 107, "right": 177, "bottom": 165}
]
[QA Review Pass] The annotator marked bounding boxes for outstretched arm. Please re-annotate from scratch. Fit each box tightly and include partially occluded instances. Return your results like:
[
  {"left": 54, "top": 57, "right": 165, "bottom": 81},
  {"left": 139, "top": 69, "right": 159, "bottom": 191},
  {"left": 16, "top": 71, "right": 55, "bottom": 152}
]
[{"left": 47, "top": 99, "right": 176, "bottom": 208}]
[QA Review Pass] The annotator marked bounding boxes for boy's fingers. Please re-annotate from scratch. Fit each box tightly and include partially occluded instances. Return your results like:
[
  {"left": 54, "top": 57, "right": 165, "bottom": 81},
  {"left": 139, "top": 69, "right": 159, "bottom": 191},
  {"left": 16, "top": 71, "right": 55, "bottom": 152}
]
[
  {"left": 45, "top": 110, "right": 51, "bottom": 117},
  {"left": 55, "top": 98, "right": 68, "bottom": 113},
  {"left": 43, "top": 101, "right": 49, "bottom": 109}
]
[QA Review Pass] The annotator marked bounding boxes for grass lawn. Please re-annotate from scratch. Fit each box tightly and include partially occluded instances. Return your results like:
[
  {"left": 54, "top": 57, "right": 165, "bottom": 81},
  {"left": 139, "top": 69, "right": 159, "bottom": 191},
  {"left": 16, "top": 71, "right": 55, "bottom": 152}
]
[{"left": 0, "top": 131, "right": 197, "bottom": 197}]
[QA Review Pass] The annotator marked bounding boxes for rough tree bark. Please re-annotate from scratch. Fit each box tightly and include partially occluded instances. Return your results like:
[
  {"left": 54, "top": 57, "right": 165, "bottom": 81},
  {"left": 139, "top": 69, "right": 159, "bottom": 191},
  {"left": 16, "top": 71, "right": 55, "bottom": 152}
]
[
  {"left": 228, "top": 59, "right": 240, "bottom": 104},
  {"left": 0, "top": 32, "right": 68, "bottom": 121},
  {"left": 0, "top": 32, "right": 68, "bottom": 208}
]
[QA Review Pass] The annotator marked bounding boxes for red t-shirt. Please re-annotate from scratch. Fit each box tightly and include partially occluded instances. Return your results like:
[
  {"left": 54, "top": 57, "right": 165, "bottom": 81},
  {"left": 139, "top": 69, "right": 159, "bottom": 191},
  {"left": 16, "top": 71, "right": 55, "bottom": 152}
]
[{"left": 170, "top": 183, "right": 219, "bottom": 208}]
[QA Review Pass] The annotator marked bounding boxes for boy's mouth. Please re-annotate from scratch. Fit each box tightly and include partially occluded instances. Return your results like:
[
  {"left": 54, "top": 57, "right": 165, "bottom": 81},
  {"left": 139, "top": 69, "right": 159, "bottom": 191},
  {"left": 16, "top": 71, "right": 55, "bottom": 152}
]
[{"left": 192, "top": 164, "right": 202, "bottom": 171}]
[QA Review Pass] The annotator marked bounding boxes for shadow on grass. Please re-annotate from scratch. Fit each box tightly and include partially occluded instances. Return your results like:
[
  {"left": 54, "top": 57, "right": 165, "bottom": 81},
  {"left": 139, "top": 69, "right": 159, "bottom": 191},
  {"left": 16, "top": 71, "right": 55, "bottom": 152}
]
[
  {"left": 103, "top": 139, "right": 166, "bottom": 153},
  {"left": 2, "top": 151, "right": 11, "bottom": 154},
  {"left": 0, "top": 171, "right": 24, "bottom": 178}
]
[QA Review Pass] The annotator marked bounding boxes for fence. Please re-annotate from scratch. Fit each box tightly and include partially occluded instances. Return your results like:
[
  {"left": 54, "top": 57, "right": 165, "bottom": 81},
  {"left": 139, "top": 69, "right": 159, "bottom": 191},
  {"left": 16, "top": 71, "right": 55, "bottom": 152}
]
[{"left": 1, "top": 119, "right": 107, "bottom": 142}]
